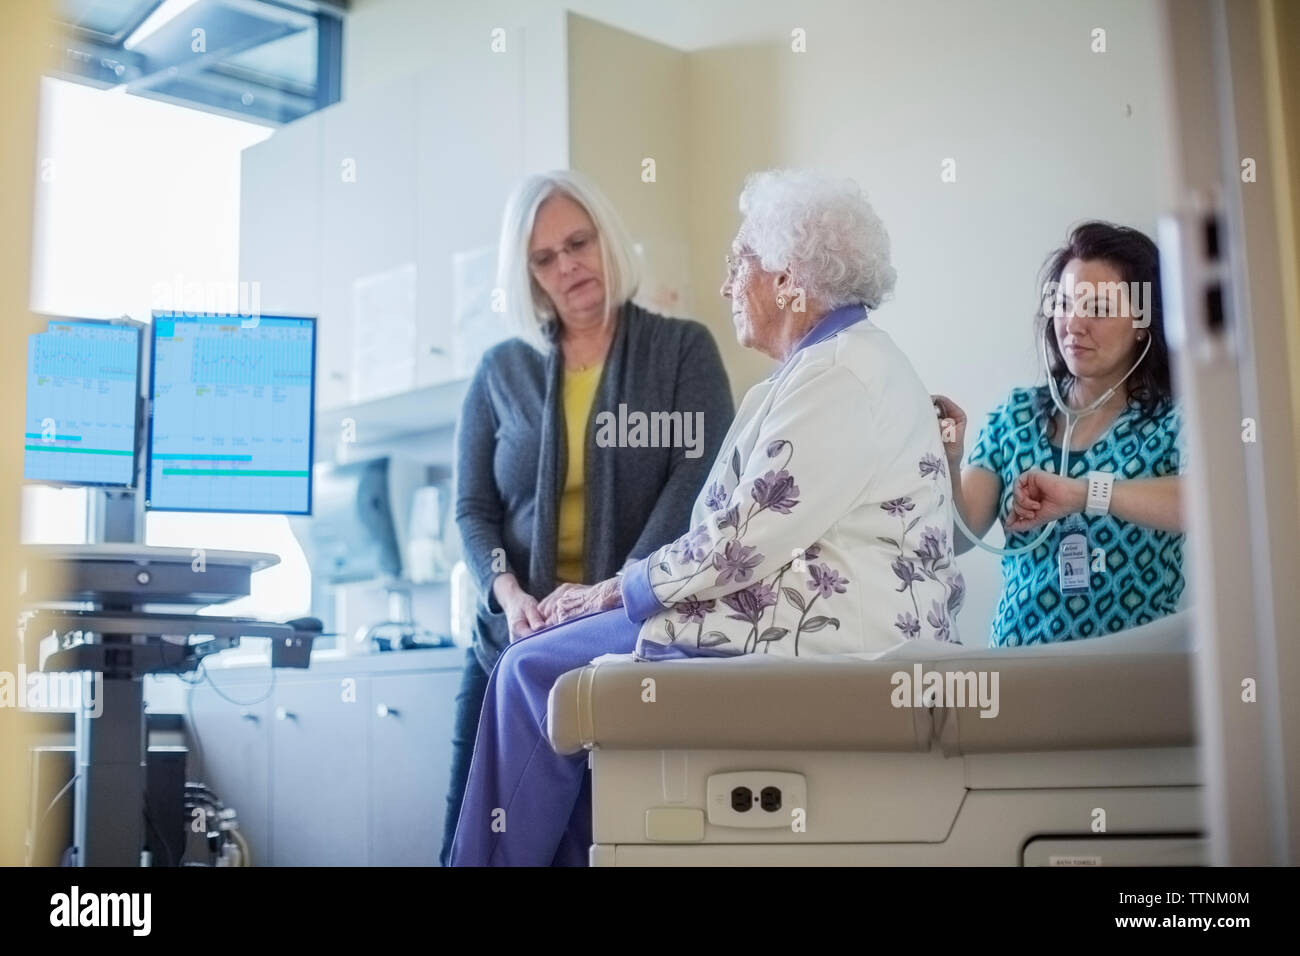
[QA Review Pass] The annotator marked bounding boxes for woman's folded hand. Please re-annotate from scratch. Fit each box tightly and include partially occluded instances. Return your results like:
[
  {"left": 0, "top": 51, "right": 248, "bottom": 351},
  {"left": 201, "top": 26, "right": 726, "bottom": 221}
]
[
  {"left": 541, "top": 577, "right": 623, "bottom": 627},
  {"left": 494, "top": 575, "right": 547, "bottom": 642}
]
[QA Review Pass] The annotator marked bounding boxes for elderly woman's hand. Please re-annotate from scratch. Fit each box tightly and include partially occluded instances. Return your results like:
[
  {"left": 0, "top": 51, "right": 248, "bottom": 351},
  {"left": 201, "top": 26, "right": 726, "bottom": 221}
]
[{"left": 540, "top": 577, "right": 623, "bottom": 626}]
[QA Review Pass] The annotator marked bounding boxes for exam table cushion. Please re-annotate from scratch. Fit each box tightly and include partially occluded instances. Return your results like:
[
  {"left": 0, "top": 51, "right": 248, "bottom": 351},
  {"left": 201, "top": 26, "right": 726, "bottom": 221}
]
[{"left": 547, "top": 611, "right": 1193, "bottom": 755}]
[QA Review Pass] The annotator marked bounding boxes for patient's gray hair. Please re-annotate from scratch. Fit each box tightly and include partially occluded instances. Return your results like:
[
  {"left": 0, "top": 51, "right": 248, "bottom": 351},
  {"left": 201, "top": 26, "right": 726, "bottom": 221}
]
[{"left": 737, "top": 170, "right": 897, "bottom": 310}]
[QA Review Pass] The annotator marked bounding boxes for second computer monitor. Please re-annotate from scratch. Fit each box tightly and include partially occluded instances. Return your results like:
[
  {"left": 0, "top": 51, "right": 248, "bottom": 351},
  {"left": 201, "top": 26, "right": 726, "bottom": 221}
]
[
  {"left": 25, "top": 319, "right": 141, "bottom": 487},
  {"left": 146, "top": 313, "right": 315, "bottom": 515}
]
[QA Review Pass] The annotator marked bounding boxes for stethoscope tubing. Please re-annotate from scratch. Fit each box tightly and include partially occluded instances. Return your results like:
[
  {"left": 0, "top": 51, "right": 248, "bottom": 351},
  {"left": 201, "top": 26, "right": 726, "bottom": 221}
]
[{"left": 950, "top": 330, "right": 1153, "bottom": 556}]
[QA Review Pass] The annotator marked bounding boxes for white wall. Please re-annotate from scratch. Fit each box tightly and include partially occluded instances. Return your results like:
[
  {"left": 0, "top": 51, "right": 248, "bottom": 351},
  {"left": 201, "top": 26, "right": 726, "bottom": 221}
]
[
  {"left": 342, "top": 0, "right": 1180, "bottom": 645},
  {"left": 567, "top": 14, "right": 693, "bottom": 317}
]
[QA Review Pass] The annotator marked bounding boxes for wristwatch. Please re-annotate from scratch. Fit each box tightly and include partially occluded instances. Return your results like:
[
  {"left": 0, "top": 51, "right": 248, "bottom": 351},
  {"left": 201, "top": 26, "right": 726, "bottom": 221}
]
[{"left": 1085, "top": 470, "right": 1115, "bottom": 516}]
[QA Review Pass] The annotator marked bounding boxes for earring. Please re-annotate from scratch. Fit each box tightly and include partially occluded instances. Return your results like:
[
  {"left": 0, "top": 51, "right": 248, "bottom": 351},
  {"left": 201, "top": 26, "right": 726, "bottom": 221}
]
[{"left": 776, "top": 295, "right": 787, "bottom": 309}]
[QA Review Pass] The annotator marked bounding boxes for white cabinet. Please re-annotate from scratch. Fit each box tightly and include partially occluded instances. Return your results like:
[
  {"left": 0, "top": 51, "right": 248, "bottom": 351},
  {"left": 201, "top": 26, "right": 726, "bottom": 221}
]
[
  {"left": 185, "top": 650, "right": 465, "bottom": 866},
  {"left": 319, "top": 78, "right": 420, "bottom": 409},
  {"left": 413, "top": 52, "right": 524, "bottom": 388},
  {"left": 240, "top": 50, "right": 546, "bottom": 421},
  {"left": 239, "top": 114, "right": 350, "bottom": 409},
  {"left": 239, "top": 116, "right": 337, "bottom": 396}
]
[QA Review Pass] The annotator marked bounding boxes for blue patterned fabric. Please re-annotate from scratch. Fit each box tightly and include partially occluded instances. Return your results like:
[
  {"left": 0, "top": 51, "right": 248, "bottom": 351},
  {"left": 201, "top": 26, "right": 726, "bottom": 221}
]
[{"left": 966, "top": 386, "right": 1186, "bottom": 646}]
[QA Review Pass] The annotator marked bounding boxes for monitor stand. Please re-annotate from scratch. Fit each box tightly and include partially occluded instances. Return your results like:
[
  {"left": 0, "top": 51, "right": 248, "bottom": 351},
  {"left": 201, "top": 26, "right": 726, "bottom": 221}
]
[
  {"left": 93, "top": 488, "right": 143, "bottom": 546},
  {"left": 30, "top": 488, "right": 291, "bottom": 867},
  {"left": 77, "top": 488, "right": 144, "bottom": 866}
]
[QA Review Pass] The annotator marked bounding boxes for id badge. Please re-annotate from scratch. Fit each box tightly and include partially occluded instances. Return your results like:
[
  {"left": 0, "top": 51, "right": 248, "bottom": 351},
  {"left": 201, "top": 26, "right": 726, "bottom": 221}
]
[{"left": 1058, "top": 524, "right": 1090, "bottom": 594}]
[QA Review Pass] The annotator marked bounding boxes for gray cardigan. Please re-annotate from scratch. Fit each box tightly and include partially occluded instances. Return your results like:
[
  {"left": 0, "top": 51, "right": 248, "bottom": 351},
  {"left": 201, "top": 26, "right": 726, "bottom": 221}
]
[{"left": 454, "top": 301, "right": 735, "bottom": 673}]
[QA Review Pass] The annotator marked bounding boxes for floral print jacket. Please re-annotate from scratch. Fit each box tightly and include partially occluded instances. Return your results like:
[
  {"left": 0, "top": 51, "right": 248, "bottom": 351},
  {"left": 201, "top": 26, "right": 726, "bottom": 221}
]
[{"left": 621, "top": 306, "right": 964, "bottom": 659}]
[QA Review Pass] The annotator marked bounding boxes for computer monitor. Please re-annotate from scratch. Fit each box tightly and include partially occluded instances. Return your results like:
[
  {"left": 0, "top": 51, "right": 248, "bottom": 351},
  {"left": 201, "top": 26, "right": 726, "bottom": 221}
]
[
  {"left": 146, "top": 313, "right": 316, "bottom": 515},
  {"left": 24, "top": 319, "right": 142, "bottom": 488}
]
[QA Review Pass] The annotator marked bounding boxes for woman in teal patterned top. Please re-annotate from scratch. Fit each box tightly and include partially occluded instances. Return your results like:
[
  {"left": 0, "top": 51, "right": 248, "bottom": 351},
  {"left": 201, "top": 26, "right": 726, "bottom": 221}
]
[{"left": 934, "top": 222, "right": 1186, "bottom": 646}]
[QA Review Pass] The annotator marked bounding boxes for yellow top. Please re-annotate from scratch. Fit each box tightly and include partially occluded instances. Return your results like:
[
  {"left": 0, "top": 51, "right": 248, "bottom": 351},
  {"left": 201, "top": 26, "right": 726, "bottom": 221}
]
[{"left": 556, "top": 362, "right": 603, "bottom": 584}]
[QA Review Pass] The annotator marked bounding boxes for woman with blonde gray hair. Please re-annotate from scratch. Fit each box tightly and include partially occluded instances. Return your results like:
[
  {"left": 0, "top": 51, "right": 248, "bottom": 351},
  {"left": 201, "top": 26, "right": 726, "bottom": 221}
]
[
  {"left": 441, "top": 169, "right": 733, "bottom": 865},
  {"left": 450, "top": 169, "right": 963, "bottom": 866}
]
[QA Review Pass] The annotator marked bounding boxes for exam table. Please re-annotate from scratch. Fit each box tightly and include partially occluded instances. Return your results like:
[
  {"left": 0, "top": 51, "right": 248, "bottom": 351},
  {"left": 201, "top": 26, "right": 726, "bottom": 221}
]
[{"left": 547, "top": 611, "right": 1203, "bottom": 865}]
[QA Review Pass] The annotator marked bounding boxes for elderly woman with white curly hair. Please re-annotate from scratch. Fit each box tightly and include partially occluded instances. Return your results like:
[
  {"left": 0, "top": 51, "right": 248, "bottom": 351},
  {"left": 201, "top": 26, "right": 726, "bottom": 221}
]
[{"left": 449, "top": 169, "right": 964, "bottom": 867}]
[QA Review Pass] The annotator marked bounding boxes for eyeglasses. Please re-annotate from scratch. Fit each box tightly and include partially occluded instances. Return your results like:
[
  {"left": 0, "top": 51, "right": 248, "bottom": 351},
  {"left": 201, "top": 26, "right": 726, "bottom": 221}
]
[
  {"left": 724, "top": 252, "right": 761, "bottom": 283},
  {"left": 529, "top": 230, "right": 596, "bottom": 271}
]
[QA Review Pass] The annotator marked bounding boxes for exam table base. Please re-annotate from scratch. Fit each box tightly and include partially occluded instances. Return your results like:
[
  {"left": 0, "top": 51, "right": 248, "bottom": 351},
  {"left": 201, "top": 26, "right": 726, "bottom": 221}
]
[{"left": 588, "top": 746, "right": 1204, "bottom": 866}]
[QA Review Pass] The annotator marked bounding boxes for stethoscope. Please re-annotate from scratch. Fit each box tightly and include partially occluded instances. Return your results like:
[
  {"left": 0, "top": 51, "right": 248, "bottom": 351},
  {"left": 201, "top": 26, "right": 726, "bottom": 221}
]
[{"left": 948, "top": 328, "right": 1153, "bottom": 556}]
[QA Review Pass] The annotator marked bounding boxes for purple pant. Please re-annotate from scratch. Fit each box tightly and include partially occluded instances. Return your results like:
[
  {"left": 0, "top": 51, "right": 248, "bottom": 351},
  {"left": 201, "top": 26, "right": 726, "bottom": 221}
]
[{"left": 448, "top": 608, "right": 639, "bottom": 866}]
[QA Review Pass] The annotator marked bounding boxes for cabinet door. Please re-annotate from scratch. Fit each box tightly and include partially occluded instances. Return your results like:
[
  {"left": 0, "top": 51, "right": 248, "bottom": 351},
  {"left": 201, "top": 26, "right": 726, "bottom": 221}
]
[
  {"left": 239, "top": 115, "right": 323, "bottom": 316},
  {"left": 414, "top": 51, "right": 523, "bottom": 387},
  {"left": 239, "top": 115, "right": 346, "bottom": 412},
  {"left": 319, "top": 78, "right": 420, "bottom": 408},
  {"left": 187, "top": 685, "right": 273, "bottom": 866},
  {"left": 270, "top": 676, "right": 369, "bottom": 866},
  {"left": 368, "top": 668, "right": 462, "bottom": 866}
]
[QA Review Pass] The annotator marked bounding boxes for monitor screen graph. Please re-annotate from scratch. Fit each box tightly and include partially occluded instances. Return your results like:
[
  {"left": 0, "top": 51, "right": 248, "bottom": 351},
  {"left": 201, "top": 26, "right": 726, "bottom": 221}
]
[
  {"left": 146, "top": 314, "right": 315, "bottom": 514},
  {"left": 24, "top": 320, "right": 141, "bottom": 487}
]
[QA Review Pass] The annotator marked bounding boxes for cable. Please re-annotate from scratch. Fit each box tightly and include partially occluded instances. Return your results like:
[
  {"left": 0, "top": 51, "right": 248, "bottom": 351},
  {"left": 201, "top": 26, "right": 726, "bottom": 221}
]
[
  {"left": 39, "top": 774, "right": 76, "bottom": 824},
  {"left": 183, "top": 791, "right": 223, "bottom": 866},
  {"left": 26, "top": 774, "right": 78, "bottom": 867},
  {"left": 167, "top": 642, "right": 275, "bottom": 868},
  {"left": 185, "top": 673, "right": 205, "bottom": 784},
  {"left": 228, "top": 826, "right": 252, "bottom": 867},
  {"left": 198, "top": 658, "right": 277, "bottom": 707},
  {"left": 179, "top": 657, "right": 277, "bottom": 785},
  {"left": 950, "top": 415, "right": 1074, "bottom": 557}
]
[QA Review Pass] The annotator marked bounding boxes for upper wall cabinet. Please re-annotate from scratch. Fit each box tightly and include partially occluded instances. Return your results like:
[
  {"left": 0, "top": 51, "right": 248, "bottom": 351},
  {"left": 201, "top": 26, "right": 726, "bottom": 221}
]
[
  {"left": 238, "top": 112, "right": 323, "bottom": 323},
  {"left": 412, "top": 51, "right": 525, "bottom": 392},
  {"left": 318, "top": 78, "right": 420, "bottom": 410},
  {"left": 239, "top": 11, "right": 686, "bottom": 426},
  {"left": 239, "top": 33, "right": 555, "bottom": 417}
]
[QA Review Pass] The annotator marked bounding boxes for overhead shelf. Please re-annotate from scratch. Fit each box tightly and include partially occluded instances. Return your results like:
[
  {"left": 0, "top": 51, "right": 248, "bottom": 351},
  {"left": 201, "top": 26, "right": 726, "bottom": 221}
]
[{"left": 313, "top": 377, "right": 468, "bottom": 460}]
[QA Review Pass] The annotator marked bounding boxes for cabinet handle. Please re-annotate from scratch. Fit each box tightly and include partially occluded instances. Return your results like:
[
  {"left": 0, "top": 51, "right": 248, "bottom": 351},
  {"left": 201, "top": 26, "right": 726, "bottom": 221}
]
[
  {"left": 240, "top": 709, "right": 258, "bottom": 722},
  {"left": 376, "top": 704, "right": 398, "bottom": 718},
  {"left": 275, "top": 707, "right": 295, "bottom": 721}
]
